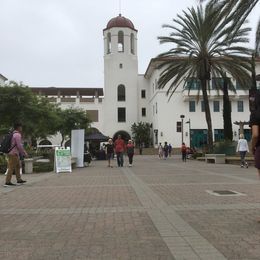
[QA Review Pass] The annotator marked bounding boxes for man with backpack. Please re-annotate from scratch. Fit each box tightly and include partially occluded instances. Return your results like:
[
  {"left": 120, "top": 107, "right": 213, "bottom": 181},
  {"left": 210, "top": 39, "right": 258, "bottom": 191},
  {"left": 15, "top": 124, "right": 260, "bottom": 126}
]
[{"left": 4, "top": 123, "right": 28, "bottom": 187}]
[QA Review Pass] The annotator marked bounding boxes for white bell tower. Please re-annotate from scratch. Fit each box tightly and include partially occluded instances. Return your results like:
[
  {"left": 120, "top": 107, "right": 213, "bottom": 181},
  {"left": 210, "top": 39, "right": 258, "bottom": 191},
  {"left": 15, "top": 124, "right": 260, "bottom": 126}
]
[{"left": 103, "top": 14, "right": 138, "bottom": 138}]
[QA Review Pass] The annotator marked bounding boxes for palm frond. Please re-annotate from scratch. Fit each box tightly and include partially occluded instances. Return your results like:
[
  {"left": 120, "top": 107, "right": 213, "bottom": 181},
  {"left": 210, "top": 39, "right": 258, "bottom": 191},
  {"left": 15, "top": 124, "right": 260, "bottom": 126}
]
[{"left": 256, "top": 19, "right": 260, "bottom": 56}]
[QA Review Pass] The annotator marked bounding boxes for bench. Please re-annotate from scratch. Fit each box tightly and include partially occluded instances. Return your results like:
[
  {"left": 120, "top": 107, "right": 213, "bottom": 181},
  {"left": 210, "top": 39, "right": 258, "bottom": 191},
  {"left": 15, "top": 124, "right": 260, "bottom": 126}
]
[
  {"left": 71, "top": 157, "right": 77, "bottom": 168},
  {"left": 205, "top": 154, "right": 225, "bottom": 164},
  {"left": 24, "top": 156, "right": 44, "bottom": 174}
]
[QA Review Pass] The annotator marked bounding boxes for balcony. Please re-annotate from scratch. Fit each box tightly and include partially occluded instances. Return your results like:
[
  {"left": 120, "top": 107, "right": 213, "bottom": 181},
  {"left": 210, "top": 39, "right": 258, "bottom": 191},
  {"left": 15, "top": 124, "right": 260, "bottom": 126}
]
[
  {"left": 60, "top": 97, "right": 76, "bottom": 103},
  {"left": 80, "top": 98, "right": 95, "bottom": 103}
]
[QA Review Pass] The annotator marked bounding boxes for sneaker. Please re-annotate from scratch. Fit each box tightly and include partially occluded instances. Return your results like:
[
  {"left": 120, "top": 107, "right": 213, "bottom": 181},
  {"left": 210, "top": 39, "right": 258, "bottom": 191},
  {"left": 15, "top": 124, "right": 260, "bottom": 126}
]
[
  {"left": 240, "top": 164, "right": 244, "bottom": 168},
  {"left": 245, "top": 163, "right": 248, "bottom": 168},
  {"left": 17, "top": 180, "right": 27, "bottom": 184},
  {"left": 4, "top": 182, "right": 16, "bottom": 187}
]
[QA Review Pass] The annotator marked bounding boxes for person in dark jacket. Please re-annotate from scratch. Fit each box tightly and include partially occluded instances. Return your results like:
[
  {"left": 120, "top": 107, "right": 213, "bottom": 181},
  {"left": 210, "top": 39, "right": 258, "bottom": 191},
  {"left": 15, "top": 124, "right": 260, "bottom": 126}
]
[
  {"left": 126, "top": 140, "right": 135, "bottom": 167},
  {"left": 106, "top": 138, "right": 114, "bottom": 168}
]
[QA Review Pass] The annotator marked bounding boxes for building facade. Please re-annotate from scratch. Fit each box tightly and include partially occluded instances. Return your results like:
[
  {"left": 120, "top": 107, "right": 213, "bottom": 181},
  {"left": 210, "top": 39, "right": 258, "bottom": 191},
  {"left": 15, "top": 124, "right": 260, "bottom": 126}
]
[{"left": 9, "top": 15, "right": 260, "bottom": 148}]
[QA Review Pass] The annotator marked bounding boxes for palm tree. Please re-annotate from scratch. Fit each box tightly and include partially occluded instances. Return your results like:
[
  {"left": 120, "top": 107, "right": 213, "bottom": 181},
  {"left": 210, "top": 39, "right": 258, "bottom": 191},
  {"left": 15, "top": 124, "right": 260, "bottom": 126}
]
[
  {"left": 199, "top": 0, "right": 259, "bottom": 138},
  {"left": 252, "top": 19, "right": 260, "bottom": 91},
  {"left": 199, "top": 0, "right": 259, "bottom": 19},
  {"left": 157, "top": 3, "right": 252, "bottom": 151}
]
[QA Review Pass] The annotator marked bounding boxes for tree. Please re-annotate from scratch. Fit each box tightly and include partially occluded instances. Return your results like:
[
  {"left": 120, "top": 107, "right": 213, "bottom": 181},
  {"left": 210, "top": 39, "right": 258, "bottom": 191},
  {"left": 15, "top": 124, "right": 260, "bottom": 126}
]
[
  {"left": 251, "top": 19, "right": 260, "bottom": 91},
  {"left": 58, "top": 108, "right": 91, "bottom": 146},
  {"left": 131, "top": 122, "right": 151, "bottom": 147},
  {"left": 0, "top": 81, "right": 61, "bottom": 139},
  {"left": 198, "top": 0, "right": 259, "bottom": 23},
  {"left": 157, "top": 3, "right": 252, "bottom": 151},
  {"left": 199, "top": 0, "right": 259, "bottom": 139}
]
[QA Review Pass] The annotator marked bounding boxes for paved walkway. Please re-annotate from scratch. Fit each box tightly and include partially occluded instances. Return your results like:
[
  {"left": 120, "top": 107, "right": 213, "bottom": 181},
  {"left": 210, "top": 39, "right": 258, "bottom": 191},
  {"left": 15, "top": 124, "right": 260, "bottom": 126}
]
[{"left": 0, "top": 155, "right": 260, "bottom": 260}]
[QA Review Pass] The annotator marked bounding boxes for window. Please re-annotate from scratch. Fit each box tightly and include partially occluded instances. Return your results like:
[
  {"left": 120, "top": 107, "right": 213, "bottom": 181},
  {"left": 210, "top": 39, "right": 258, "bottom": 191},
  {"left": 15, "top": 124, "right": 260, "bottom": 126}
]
[
  {"left": 86, "top": 110, "right": 99, "bottom": 122},
  {"left": 237, "top": 101, "right": 244, "bottom": 112},
  {"left": 119, "top": 63, "right": 123, "bottom": 69},
  {"left": 185, "top": 78, "right": 201, "bottom": 90},
  {"left": 107, "top": 33, "right": 111, "bottom": 54},
  {"left": 156, "top": 102, "right": 158, "bottom": 114},
  {"left": 189, "top": 101, "right": 195, "bottom": 112},
  {"left": 141, "top": 90, "right": 146, "bottom": 98},
  {"left": 117, "top": 85, "right": 125, "bottom": 101},
  {"left": 130, "top": 33, "right": 135, "bottom": 54},
  {"left": 118, "top": 107, "right": 126, "bottom": 122},
  {"left": 236, "top": 81, "right": 244, "bottom": 90},
  {"left": 213, "top": 101, "right": 220, "bottom": 112},
  {"left": 118, "top": 31, "right": 124, "bottom": 52},
  {"left": 201, "top": 101, "right": 205, "bottom": 112},
  {"left": 142, "top": 108, "right": 146, "bottom": 117},
  {"left": 212, "top": 78, "right": 224, "bottom": 90},
  {"left": 176, "top": 121, "right": 182, "bottom": 132}
]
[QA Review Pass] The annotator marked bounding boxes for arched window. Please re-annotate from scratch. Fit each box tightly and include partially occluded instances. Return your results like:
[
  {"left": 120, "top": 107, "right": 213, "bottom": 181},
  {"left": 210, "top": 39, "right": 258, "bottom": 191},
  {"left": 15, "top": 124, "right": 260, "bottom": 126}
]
[
  {"left": 118, "top": 31, "right": 124, "bottom": 52},
  {"left": 107, "top": 33, "right": 111, "bottom": 54},
  {"left": 117, "top": 85, "right": 125, "bottom": 101},
  {"left": 130, "top": 33, "right": 135, "bottom": 54}
]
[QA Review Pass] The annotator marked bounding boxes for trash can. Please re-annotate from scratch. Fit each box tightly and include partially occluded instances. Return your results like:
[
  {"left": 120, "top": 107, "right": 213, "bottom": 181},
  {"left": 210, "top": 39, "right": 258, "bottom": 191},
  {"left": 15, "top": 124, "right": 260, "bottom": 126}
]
[{"left": 24, "top": 158, "right": 33, "bottom": 174}]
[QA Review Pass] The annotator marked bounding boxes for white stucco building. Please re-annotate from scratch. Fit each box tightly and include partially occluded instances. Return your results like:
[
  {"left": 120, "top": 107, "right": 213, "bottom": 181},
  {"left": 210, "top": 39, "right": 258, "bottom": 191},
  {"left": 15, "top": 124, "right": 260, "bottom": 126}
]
[{"left": 26, "top": 15, "right": 260, "bottom": 148}]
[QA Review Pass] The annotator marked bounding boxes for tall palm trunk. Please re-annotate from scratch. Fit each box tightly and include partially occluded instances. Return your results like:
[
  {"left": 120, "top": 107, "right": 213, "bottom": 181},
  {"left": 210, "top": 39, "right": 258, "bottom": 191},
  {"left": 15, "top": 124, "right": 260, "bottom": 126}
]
[
  {"left": 223, "top": 78, "right": 233, "bottom": 140},
  {"left": 201, "top": 79, "right": 213, "bottom": 152},
  {"left": 251, "top": 53, "right": 257, "bottom": 90}
]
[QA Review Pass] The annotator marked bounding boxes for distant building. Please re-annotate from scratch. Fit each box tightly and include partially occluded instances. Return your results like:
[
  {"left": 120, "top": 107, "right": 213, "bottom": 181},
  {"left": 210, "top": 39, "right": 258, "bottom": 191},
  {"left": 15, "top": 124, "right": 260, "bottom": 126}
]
[
  {"left": 20, "top": 15, "right": 260, "bottom": 147},
  {"left": 0, "top": 74, "right": 7, "bottom": 86}
]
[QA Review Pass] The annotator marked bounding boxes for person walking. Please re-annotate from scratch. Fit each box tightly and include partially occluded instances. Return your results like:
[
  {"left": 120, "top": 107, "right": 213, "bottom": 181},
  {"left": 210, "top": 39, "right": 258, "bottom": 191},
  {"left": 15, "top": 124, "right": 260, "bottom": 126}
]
[
  {"left": 181, "top": 142, "right": 187, "bottom": 162},
  {"left": 249, "top": 91, "right": 260, "bottom": 223},
  {"left": 236, "top": 134, "right": 249, "bottom": 168},
  {"left": 114, "top": 135, "right": 125, "bottom": 167},
  {"left": 106, "top": 138, "right": 114, "bottom": 168},
  {"left": 126, "top": 140, "right": 135, "bottom": 167},
  {"left": 158, "top": 143, "right": 163, "bottom": 159},
  {"left": 250, "top": 91, "right": 260, "bottom": 179},
  {"left": 168, "top": 144, "right": 172, "bottom": 157},
  {"left": 163, "top": 142, "right": 169, "bottom": 160},
  {"left": 4, "top": 123, "right": 27, "bottom": 187}
]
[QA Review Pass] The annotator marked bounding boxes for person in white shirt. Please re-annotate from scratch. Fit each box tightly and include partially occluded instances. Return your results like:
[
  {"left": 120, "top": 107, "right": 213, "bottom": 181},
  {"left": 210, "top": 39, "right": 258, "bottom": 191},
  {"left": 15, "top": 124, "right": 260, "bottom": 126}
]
[{"left": 236, "top": 134, "right": 249, "bottom": 168}]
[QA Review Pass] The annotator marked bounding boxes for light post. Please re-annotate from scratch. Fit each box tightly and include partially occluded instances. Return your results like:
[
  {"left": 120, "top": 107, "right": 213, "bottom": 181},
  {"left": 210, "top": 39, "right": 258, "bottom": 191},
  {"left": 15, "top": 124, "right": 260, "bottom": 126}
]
[
  {"left": 186, "top": 119, "right": 191, "bottom": 147},
  {"left": 180, "top": 115, "right": 185, "bottom": 144}
]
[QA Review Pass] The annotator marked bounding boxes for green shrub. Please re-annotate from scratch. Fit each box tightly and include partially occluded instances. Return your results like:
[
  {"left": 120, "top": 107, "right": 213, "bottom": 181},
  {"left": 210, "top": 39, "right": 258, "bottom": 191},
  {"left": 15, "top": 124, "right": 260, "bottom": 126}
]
[
  {"left": 0, "top": 155, "right": 7, "bottom": 174},
  {"left": 33, "top": 162, "right": 54, "bottom": 173},
  {"left": 213, "top": 140, "right": 236, "bottom": 155},
  {"left": 192, "top": 152, "right": 203, "bottom": 159}
]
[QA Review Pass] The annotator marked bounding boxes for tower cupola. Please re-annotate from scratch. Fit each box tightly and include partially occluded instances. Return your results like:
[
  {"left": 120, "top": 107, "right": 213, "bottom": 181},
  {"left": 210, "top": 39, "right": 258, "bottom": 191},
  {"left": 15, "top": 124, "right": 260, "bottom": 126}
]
[{"left": 105, "top": 14, "right": 137, "bottom": 31}]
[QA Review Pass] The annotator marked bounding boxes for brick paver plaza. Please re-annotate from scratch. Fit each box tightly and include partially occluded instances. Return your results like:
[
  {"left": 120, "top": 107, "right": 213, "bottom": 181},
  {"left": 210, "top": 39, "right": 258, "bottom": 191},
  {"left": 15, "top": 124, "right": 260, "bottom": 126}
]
[{"left": 1, "top": 155, "right": 260, "bottom": 259}]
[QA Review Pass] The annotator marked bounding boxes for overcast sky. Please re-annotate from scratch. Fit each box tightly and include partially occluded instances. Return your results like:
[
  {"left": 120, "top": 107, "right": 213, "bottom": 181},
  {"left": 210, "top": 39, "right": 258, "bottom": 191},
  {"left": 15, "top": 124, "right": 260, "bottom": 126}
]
[{"left": 0, "top": 0, "right": 259, "bottom": 87}]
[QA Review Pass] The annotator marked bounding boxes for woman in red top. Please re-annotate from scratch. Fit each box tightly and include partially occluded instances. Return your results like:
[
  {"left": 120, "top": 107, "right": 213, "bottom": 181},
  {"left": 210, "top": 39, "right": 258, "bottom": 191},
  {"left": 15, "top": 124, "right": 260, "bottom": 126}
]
[
  {"left": 181, "top": 142, "right": 187, "bottom": 162},
  {"left": 114, "top": 135, "right": 125, "bottom": 167}
]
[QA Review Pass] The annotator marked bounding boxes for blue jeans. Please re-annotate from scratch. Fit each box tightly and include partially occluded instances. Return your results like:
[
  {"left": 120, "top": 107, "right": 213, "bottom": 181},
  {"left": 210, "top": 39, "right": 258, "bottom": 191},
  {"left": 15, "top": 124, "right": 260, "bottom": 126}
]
[
  {"left": 240, "top": 151, "right": 247, "bottom": 166},
  {"left": 116, "top": 152, "right": 124, "bottom": 167}
]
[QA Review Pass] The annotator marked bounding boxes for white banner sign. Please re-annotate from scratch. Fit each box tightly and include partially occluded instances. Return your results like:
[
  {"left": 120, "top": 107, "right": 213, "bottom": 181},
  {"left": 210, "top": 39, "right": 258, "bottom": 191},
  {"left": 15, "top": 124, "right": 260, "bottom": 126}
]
[
  {"left": 55, "top": 147, "right": 72, "bottom": 173},
  {"left": 71, "top": 129, "right": 85, "bottom": 167}
]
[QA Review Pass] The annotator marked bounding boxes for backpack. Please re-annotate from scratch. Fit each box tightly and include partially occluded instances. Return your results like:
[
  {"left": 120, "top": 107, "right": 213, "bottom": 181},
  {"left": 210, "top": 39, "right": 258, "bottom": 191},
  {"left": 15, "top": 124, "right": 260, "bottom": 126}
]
[{"left": 0, "top": 131, "right": 15, "bottom": 154}]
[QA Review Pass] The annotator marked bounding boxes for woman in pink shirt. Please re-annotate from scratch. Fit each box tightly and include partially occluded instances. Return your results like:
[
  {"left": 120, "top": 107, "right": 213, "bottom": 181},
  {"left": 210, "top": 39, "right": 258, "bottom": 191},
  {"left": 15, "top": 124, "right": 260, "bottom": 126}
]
[{"left": 5, "top": 123, "right": 27, "bottom": 186}]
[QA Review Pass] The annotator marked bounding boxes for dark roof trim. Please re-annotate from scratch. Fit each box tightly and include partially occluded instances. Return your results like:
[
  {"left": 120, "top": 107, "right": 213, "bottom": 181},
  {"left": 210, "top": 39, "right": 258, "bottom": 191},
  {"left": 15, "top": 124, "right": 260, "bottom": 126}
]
[
  {"left": 0, "top": 74, "right": 8, "bottom": 81},
  {"left": 30, "top": 87, "right": 104, "bottom": 96}
]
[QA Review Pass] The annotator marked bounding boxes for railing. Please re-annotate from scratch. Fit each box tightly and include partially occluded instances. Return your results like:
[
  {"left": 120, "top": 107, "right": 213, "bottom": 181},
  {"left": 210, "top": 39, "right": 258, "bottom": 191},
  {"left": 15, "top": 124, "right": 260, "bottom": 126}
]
[
  {"left": 80, "top": 98, "right": 95, "bottom": 103},
  {"left": 60, "top": 97, "right": 76, "bottom": 102},
  {"left": 47, "top": 97, "right": 57, "bottom": 102}
]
